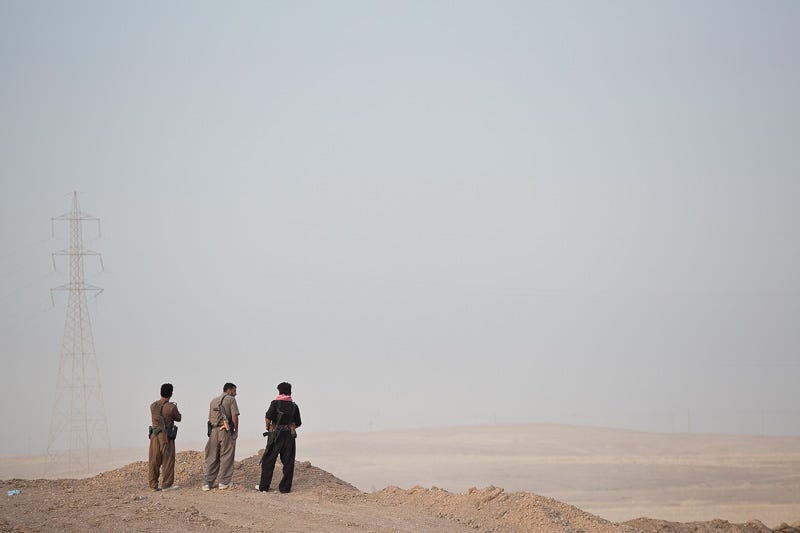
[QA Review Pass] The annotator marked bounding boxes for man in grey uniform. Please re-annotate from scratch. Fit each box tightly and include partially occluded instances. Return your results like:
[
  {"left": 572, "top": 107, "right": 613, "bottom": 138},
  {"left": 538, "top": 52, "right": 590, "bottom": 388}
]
[{"left": 203, "top": 382, "right": 240, "bottom": 491}]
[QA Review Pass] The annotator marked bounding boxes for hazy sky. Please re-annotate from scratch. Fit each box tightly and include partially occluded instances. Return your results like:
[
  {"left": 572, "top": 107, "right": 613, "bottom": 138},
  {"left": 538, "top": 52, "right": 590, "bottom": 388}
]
[{"left": 1, "top": 1, "right": 799, "bottom": 455}]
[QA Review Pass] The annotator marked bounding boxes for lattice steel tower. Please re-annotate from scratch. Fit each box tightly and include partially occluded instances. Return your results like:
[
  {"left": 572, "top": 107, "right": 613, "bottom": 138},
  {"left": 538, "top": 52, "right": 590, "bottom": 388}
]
[{"left": 46, "top": 192, "right": 111, "bottom": 475}]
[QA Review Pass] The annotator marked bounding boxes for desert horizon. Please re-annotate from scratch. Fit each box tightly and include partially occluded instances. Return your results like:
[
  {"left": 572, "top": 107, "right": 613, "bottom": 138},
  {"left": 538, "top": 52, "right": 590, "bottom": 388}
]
[
  {"left": 3, "top": 2, "right": 799, "bottom": 531},
  {"left": 3, "top": 423, "right": 799, "bottom": 529}
]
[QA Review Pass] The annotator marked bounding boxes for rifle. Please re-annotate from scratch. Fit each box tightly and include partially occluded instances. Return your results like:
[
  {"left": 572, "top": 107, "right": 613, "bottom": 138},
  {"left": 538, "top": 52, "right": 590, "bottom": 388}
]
[
  {"left": 158, "top": 403, "right": 168, "bottom": 437},
  {"left": 260, "top": 401, "right": 296, "bottom": 463},
  {"left": 218, "top": 395, "right": 235, "bottom": 435},
  {"left": 148, "top": 401, "right": 173, "bottom": 448},
  {"left": 148, "top": 401, "right": 166, "bottom": 436},
  {"left": 164, "top": 402, "right": 179, "bottom": 440}
]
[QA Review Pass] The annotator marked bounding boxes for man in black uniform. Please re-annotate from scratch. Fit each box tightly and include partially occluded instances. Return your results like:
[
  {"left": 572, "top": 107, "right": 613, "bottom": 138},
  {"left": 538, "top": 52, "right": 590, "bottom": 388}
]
[{"left": 256, "top": 382, "right": 302, "bottom": 493}]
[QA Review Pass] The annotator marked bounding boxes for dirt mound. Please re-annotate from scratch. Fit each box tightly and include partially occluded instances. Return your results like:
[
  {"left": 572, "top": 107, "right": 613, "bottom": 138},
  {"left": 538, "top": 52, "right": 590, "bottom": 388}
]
[
  {"left": 1, "top": 452, "right": 794, "bottom": 532},
  {"left": 366, "top": 485, "right": 794, "bottom": 533},
  {"left": 87, "top": 450, "right": 206, "bottom": 486},
  {"left": 623, "top": 517, "right": 783, "bottom": 533},
  {"left": 84, "top": 450, "right": 358, "bottom": 495},
  {"left": 232, "top": 451, "right": 359, "bottom": 496},
  {"left": 369, "top": 484, "right": 635, "bottom": 533}
]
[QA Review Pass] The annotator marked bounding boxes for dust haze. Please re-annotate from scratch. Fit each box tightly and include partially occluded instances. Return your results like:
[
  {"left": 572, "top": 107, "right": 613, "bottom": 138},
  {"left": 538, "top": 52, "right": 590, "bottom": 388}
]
[{"left": 1, "top": 1, "right": 799, "bottom": 458}]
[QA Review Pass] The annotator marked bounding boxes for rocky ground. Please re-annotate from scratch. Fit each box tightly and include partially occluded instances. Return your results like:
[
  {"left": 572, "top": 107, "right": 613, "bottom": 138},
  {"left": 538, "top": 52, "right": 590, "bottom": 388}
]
[{"left": 1, "top": 451, "right": 797, "bottom": 532}]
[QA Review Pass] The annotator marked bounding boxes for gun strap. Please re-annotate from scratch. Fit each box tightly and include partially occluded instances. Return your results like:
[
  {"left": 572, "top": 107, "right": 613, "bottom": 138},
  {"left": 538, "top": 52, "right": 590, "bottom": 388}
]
[
  {"left": 217, "top": 394, "right": 227, "bottom": 425},
  {"left": 218, "top": 394, "right": 234, "bottom": 432},
  {"left": 155, "top": 400, "right": 169, "bottom": 450},
  {"left": 275, "top": 401, "right": 297, "bottom": 427},
  {"left": 159, "top": 401, "right": 167, "bottom": 430},
  {"left": 151, "top": 400, "right": 167, "bottom": 434}
]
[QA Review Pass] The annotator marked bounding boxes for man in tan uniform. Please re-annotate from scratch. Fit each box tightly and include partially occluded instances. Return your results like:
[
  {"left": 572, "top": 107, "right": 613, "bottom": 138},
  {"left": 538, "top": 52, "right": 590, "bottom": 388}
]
[
  {"left": 148, "top": 383, "right": 181, "bottom": 491},
  {"left": 203, "top": 382, "right": 240, "bottom": 491}
]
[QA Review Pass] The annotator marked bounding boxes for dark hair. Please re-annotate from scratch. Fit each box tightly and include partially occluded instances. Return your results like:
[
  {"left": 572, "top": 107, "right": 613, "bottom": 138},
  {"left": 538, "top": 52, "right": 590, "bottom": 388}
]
[
  {"left": 277, "top": 382, "right": 292, "bottom": 395},
  {"left": 223, "top": 382, "right": 237, "bottom": 392},
  {"left": 160, "top": 383, "right": 173, "bottom": 398}
]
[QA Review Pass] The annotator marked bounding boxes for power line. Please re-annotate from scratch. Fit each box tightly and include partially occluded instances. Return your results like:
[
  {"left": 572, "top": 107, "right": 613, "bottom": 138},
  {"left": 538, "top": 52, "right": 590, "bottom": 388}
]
[{"left": 45, "top": 192, "right": 111, "bottom": 476}]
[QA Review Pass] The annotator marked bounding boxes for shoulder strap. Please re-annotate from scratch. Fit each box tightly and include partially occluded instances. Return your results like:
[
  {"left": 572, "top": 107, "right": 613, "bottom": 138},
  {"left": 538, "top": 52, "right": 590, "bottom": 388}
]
[
  {"left": 160, "top": 401, "right": 173, "bottom": 425},
  {"left": 276, "top": 401, "right": 297, "bottom": 425},
  {"left": 217, "top": 394, "right": 229, "bottom": 422},
  {"left": 155, "top": 400, "right": 167, "bottom": 434}
]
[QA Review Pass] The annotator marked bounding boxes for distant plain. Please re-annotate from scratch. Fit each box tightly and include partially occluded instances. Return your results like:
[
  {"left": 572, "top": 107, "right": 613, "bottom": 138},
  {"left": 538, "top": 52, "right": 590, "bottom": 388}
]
[{"left": 2, "top": 424, "right": 798, "bottom": 526}]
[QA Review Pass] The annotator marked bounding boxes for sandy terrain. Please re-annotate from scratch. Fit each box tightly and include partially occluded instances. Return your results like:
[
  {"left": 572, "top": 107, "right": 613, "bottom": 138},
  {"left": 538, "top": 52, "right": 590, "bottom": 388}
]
[
  {"left": 1, "top": 450, "right": 794, "bottom": 533},
  {"left": 2, "top": 425, "right": 798, "bottom": 532},
  {"left": 295, "top": 425, "right": 800, "bottom": 525}
]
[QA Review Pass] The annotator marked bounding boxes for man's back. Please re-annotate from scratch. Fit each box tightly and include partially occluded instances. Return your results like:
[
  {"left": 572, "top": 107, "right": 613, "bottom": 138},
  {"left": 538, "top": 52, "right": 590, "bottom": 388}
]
[
  {"left": 266, "top": 399, "right": 302, "bottom": 428},
  {"left": 208, "top": 394, "right": 239, "bottom": 425},
  {"left": 151, "top": 399, "right": 181, "bottom": 428},
  {"left": 204, "top": 384, "right": 239, "bottom": 490}
]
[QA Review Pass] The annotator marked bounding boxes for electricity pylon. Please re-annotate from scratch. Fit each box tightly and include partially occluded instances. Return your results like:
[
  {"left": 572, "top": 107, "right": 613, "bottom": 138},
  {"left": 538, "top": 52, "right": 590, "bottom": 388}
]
[{"left": 46, "top": 192, "right": 111, "bottom": 476}]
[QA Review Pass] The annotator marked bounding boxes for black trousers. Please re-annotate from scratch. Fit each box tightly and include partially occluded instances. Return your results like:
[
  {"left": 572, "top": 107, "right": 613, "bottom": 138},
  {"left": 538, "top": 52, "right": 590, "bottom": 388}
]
[{"left": 259, "top": 430, "right": 296, "bottom": 493}]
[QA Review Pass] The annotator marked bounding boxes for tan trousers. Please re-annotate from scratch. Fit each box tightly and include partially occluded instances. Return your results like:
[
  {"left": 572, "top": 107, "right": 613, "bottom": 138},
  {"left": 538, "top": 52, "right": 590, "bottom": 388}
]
[
  {"left": 148, "top": 434, "right": 176, "bottom": 489},
  {"left": 204, "top": 427, "right": 236, "bottom": 486}
]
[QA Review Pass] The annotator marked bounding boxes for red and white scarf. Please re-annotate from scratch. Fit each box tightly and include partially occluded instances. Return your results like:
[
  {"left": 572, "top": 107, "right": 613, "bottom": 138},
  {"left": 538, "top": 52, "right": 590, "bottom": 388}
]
[{"left": 276, "top": 394, "right": 293, "bottom": 402}]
